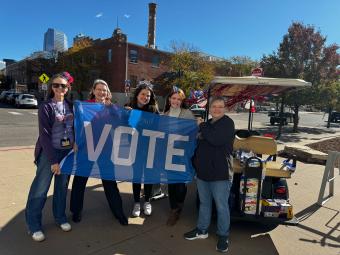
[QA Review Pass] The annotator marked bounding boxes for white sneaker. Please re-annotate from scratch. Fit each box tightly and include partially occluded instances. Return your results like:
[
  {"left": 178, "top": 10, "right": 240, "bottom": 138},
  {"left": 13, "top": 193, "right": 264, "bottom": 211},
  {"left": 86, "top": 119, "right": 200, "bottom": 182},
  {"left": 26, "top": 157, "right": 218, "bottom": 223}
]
[
  {"left": 132, "top": 203, "right": 141, "bottom": 217},
  {"left": 32, "top": 231, "right": 45, "bottom": 242},
  {"left": 143, "top": 202, "right": 152, "bottom": 216},
  {"left": 60, "top": 222, "right": 72, "bottom": 232}
]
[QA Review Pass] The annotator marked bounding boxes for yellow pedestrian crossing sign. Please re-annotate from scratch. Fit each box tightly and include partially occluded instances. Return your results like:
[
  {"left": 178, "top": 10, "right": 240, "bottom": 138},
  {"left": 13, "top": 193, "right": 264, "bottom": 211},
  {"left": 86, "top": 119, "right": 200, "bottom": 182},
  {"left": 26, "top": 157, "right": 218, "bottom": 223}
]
[{"left": 39, "top": 73, "right": 50, "bottom": 83}]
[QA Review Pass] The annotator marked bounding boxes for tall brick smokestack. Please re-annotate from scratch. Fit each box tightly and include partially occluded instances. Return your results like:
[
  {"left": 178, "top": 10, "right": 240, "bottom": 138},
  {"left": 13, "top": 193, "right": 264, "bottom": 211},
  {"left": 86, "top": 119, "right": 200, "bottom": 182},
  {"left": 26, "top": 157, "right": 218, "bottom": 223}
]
[{"left": 147, "top": 2, "right": 157, "bottom": 49}]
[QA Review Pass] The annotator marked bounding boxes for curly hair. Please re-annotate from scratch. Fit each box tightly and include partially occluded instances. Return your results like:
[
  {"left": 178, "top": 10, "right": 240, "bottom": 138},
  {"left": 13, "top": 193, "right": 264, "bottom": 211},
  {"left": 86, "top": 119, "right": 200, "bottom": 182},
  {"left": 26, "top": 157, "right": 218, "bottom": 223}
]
[{"left": 129, "top": 84, "right": 159, "bottom": 113}]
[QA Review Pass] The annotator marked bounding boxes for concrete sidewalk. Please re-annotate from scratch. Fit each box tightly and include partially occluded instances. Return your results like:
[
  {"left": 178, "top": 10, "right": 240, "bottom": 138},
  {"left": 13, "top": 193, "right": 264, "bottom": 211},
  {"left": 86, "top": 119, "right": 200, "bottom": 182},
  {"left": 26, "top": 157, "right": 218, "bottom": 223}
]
[{"left": 0, "top": 143, "right": 339, "bottom": 255}]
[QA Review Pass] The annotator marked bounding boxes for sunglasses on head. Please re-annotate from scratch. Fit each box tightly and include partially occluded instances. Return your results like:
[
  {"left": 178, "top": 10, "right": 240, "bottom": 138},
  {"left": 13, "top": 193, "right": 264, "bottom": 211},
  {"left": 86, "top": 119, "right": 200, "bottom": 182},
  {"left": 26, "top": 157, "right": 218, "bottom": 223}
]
[{"left": 52, "top": 83, "right": 68, "bottom": 89}]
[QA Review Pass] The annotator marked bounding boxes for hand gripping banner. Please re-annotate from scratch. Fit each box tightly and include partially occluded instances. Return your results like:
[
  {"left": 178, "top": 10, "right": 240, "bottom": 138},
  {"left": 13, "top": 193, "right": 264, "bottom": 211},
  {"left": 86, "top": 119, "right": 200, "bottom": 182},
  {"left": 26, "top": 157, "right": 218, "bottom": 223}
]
[{"left": 60, "top": 101, "right": 198, "bottom": 184}]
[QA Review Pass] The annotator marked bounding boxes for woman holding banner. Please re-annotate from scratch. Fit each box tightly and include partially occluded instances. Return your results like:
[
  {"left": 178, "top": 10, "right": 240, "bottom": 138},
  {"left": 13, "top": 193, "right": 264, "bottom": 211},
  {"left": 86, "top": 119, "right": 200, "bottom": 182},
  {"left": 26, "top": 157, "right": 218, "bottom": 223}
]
[
  {"left": 25, "top": 72, "right": 74, "bottom": 242},
  {"left": 70, "top": 79, "right": 128, "bottom": 226},
  {"left": 184, "top": 96, "right": 235, "bottom": 253},
  {"left": 125, "top": 83, "right": 159, "bottom": 217},
  {"left": 163, "top": 87, "right": 195, "bottom": 226}
]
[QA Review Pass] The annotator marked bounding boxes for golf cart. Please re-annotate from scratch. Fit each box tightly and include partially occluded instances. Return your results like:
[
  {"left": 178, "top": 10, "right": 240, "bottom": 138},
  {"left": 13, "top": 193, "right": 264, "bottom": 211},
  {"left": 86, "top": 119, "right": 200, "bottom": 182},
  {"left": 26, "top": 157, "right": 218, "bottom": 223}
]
[
  {"left": 201, "top": 76, "right": 311, "bottom": 225},
  {"left": 268, "top": 111, "right": 295, "bottom": 125}
]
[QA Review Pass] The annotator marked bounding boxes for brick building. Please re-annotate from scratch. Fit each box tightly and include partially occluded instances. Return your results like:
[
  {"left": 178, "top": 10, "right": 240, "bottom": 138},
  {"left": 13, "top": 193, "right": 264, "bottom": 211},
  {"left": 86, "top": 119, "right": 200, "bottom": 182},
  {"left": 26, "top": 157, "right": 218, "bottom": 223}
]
[{"left": 58, "top": 27, "right": 170, "bottom": 96}]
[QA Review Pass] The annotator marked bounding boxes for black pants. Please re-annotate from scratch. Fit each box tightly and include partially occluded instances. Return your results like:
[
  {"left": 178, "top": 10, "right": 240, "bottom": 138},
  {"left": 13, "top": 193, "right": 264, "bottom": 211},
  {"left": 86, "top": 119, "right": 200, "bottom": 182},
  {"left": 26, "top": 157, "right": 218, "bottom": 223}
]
[
  {"left": 70, "top": 176, "right": 125, "bottom": 219},
  {"left": 168, "top": 183, "right": 187, "bottom": 210},
  {"left": 133, "top": 183, "right": 153, "bottom": 202}
]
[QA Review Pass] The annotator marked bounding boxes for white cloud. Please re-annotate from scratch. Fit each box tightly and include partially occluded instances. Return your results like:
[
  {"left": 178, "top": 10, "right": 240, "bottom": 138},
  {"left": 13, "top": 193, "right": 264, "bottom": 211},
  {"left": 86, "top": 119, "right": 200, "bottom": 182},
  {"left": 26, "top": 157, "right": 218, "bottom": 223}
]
[
  {"left": 124, "top": 14, "right": 131, "bottom": 19},
  {"left": 95, "top": 12, "right": 103, "bottom": 18}
]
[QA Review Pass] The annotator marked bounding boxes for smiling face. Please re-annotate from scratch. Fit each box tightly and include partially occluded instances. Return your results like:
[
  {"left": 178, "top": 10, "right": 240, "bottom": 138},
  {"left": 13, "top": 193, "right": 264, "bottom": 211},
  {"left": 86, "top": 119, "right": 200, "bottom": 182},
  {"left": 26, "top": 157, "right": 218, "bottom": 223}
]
[
  {"left": 169, "top": 92, "right": 183, "bottom": 109},
  {"left": 210, "top": 99, "right": 226, "bottom": 120},
  {"left": 137, "top": 88, "right": 151, "bottom": 106},
  {"left": 51, "top": 77, "right": 68, "bottom": 100},
  {"left": 93, "top": 83, "right": 108, "bottom": 103}
]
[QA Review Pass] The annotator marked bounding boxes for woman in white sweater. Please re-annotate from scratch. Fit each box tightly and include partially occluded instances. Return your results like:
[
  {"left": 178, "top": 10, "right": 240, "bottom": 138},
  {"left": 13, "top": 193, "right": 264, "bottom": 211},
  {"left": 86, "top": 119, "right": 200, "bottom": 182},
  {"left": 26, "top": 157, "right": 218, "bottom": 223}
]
[{"left": 163, "top": 88, "right": 195, "bottom": 226}]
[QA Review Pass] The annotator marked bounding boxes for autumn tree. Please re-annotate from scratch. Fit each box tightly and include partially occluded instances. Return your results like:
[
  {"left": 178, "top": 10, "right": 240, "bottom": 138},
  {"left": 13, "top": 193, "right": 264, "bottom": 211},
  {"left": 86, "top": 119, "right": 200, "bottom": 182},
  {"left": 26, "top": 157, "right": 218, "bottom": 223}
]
[
  {"left": 260, "top": 22, "right": 339, "bottom": 132},
  {"left": 158, "top": 41, "right": 214, "bottom": 95},
  {"left": 56, "top": 37, "right": 101, "bottom": 97}
]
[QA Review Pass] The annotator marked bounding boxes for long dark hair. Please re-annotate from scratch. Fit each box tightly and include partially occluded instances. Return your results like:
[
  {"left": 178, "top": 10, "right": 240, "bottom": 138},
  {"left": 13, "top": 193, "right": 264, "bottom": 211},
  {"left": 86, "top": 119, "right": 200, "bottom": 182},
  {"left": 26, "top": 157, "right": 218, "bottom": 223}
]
[
  {"left": 130, "top": 84, "right": 159, "bottom": 113},
  {"left": 163, "top": 89, "right": 187, "bottom": 113},
  {"left": 47, "top": 73, "right": 71, "bottom": 99}
]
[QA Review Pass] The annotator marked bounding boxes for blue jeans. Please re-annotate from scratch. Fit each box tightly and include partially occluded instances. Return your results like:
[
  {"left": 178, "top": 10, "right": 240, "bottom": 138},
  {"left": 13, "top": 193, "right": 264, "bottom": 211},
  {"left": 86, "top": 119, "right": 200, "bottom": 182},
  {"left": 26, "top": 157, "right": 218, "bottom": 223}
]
[
  {"left": 196, "top": 178, "right": 232, "bottom": 237},
  {"left": 25, "top": 150, "right": 70, "bottom": 233}
]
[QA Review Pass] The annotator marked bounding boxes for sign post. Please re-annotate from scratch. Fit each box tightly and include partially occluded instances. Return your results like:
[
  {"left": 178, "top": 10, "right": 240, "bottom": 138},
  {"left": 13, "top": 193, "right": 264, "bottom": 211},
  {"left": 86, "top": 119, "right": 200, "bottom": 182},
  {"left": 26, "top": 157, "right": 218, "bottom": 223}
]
[{"left": 39, "top": 73, "right": 50, "bottom": 100}]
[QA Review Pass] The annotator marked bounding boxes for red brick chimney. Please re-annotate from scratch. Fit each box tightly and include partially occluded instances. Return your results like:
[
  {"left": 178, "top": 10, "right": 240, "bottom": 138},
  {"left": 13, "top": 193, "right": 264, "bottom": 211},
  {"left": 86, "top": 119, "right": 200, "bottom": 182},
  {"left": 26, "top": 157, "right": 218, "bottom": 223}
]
[{"left": 147, "top": 2, "right": 157, "bottom": 49}]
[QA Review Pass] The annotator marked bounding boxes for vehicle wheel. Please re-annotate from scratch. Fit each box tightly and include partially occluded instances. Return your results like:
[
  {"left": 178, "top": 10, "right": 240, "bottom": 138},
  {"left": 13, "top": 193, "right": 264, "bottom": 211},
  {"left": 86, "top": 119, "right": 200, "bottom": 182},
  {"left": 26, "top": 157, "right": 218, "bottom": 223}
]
[
  {"left": 270, "top": 119, "right": 275, "bottom": 125},
  {"left": 284, "top": 121, "right": 288, "bottom": 125}
]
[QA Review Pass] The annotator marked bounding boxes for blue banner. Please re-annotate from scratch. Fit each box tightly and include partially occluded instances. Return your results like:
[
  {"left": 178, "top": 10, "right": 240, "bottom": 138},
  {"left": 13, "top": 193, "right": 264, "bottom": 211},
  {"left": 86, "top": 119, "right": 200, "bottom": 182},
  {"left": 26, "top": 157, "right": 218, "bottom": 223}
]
[{"left": 61, "top": 101, "right": 198, "bottom": 183}]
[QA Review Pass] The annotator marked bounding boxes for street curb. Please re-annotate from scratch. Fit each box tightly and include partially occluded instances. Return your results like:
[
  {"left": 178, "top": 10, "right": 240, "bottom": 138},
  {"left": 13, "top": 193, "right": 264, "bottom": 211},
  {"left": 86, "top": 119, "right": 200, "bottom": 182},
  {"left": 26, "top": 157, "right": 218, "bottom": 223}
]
[{"left": 0, "top": 145, "right": 35, "bottom": 152}]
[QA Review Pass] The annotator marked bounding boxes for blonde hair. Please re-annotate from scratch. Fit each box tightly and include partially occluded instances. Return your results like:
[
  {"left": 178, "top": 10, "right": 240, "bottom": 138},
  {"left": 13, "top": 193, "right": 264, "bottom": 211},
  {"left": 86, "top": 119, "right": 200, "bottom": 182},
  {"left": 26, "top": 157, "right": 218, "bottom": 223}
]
[{"left": 88, "top": 79, "right": 112, "bottom": 104}]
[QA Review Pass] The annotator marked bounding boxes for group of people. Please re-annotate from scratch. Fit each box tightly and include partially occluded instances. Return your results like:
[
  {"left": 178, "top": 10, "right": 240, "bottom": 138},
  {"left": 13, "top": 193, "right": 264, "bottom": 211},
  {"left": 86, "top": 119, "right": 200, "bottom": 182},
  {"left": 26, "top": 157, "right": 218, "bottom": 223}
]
[{"left": 25, "top": 72, "right": 235, "bottom": 253}]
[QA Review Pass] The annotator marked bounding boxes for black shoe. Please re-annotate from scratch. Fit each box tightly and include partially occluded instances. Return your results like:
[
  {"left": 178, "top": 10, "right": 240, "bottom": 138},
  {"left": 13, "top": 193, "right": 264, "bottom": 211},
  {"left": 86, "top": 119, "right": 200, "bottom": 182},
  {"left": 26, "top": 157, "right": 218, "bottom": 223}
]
[
  {"left": 72, "top": 213, "right": 82, "bottom": 223},
  {"left": 183, "top": 228, "right": 208, "bottom": 240},
  {"left": 216, "top": 236, "right": 229, "bottom": 253},
  {"left": 117, "top": 215, "right": 128, "bottom": 226}
]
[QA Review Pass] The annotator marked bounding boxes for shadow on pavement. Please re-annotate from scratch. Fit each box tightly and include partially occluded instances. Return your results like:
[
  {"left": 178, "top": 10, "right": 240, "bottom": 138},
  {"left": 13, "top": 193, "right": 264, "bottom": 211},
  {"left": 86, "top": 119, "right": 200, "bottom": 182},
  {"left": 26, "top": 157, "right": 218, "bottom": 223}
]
[
  {"left": 254, "top": 125, "right": 338, "bottom": 144},
  {"left": 0, "top": 183, "right": 279, "bottom": 255},
  {"left": 294, "top": 203, "right": 340, "bottom": 249}
]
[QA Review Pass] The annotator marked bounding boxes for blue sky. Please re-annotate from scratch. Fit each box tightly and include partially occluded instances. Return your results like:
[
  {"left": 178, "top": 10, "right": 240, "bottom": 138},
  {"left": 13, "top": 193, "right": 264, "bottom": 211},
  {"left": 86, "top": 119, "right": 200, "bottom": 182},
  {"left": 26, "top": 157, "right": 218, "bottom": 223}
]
[{"left": 1, "top": 0, "right": 339, "bottom": 61}]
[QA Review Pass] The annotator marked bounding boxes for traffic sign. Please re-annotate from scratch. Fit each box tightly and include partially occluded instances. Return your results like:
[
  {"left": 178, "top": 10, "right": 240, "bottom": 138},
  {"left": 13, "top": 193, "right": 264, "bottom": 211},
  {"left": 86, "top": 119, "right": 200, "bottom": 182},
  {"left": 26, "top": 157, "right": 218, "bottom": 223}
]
[
  {"left": 41, "top": 84, "right": 48, "bottom": 91},
  {"left": 251, "top": 68, "right": 263, "bottom": 77},
  {"left": 39, "top": 73, "right": 50, "bottom": 83}
]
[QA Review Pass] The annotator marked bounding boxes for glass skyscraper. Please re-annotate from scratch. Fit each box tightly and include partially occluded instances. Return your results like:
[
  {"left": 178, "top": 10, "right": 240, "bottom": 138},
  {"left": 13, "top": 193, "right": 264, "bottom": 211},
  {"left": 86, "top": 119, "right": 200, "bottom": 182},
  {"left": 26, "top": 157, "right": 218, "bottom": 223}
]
[{"left": 43, "top": 28, "right": 68, "bottom": 53}]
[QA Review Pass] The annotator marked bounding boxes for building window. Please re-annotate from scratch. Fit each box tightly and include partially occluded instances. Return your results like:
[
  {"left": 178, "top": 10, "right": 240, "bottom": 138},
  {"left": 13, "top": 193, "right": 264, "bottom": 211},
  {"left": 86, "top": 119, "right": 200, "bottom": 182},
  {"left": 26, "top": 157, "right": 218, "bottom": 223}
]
[
  {"left": 93, "top": 53, "right": 97, "bottom": 64},
  {"left": 108, "top": 49, "right": 112, "bottom": 63},
  {"left": 152, "top": 55, "right": 160, "bottom": 67},
  {"left": 129, "top": 49, "right": 138, "bottom": 63}
]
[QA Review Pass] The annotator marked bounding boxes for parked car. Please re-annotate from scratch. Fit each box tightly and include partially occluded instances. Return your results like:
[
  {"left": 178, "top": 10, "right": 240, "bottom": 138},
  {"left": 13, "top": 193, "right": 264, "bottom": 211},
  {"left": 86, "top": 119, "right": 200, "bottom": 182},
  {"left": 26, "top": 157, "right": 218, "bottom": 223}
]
[
  {"left": 189, "top": 104, "right": 206, "bottom": 118},
  {"left": 330, "top": 111, "right": 340, "bottom": 123},
  {"left": 268, "top": 111, "right": 295, "bottom": 125},
  {"left": 15, "top": 94, "right": 38, "bottom": 108},
  {"left": 8, "top": 93, "right": 21, "bottom": 105},
  {"left": 0, "top": 91, "right": 11, "bottom": 102},
  {"left": 4, "top": 92, "right": 15, "bottom": 103}
]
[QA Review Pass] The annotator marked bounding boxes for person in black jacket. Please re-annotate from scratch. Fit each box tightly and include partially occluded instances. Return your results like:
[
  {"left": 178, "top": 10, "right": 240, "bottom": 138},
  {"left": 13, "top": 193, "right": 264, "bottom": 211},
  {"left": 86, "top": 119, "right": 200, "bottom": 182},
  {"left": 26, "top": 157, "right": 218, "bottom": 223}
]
[
  {"left": 184, "top": 96, "right": 235, "bottom": 253},
  {"left": 125, "top": 84, "right": 159, "bottom": 217}
]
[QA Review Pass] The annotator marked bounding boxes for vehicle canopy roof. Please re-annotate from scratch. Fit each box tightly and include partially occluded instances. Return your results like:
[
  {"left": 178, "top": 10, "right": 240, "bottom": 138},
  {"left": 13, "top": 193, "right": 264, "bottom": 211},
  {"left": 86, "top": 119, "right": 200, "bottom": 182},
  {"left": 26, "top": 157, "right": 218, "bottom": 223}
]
[{"left": 208, "top": 76, "right": 311, "bottom": 108}]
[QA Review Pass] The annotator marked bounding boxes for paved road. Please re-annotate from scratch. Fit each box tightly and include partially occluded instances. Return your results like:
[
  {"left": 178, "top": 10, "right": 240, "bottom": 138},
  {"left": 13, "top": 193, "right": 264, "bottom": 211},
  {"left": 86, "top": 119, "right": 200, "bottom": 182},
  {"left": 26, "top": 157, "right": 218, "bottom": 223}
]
[
  {"left": 0, "top": 104, "right": 38, "bottom": 147},
  {"left": 0, "top": 103, "right": 332, "bottom": 147}
]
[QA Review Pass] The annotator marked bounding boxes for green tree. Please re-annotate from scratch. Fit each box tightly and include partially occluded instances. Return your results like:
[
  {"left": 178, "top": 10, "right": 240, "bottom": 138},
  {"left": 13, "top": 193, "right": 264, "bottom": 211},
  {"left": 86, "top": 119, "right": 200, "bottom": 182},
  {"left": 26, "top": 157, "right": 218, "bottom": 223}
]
[
  {"left": 56, "top": 38, "right": 101, "bottom": 96},
  {"left": 261, "top": 22, "right": 339, "bottom": 132},
  {"left": 316, "top": 81, "right": 340, "bottom": 127},
  {"left": 229, "top": 56, "right": 258, "bottom": 76},
  {"left": 161, "top": 41, "right": 215, "bottom": 95}
]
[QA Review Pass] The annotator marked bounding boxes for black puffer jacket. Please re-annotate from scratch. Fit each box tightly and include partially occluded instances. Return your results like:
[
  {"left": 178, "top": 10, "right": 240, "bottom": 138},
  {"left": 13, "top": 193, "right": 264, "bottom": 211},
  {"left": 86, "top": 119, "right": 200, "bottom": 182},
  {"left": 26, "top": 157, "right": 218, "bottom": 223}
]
[{"left": 194, "top": 115, "right": 235, "bottom": 181}]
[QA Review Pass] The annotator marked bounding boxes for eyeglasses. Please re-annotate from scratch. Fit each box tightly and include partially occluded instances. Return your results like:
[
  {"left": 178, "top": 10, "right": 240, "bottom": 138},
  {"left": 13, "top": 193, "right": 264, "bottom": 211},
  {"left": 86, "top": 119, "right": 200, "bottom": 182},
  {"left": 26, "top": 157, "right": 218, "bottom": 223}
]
[{"left": 52, "top": 83, "right": 68, "bottom": 89}]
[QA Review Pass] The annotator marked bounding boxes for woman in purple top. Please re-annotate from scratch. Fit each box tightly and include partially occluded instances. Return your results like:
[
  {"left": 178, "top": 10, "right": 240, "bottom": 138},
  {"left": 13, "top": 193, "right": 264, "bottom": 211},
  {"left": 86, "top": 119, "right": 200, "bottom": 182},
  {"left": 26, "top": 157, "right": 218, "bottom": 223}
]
[{"left": 25, "top": 72, "right": 74, "bottom": 242}]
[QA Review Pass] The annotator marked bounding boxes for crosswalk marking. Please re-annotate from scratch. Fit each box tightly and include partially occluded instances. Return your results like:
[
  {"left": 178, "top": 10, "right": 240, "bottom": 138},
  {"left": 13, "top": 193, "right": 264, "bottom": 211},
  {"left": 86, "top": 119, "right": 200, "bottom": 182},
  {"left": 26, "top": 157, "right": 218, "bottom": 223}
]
[
  {"left": 7, "top": 111, "right": 38, "bottom": 116},
  {"left": 8, "top": 111, "right": 23, "bottom": 115}
]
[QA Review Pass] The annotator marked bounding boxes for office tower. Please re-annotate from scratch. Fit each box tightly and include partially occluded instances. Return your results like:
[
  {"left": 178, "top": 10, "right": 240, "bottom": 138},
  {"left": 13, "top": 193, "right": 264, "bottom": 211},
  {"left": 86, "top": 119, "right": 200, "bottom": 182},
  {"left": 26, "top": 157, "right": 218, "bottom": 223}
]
[{"left": 43, "top": 28, "right": 68, "bottom": 53}]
